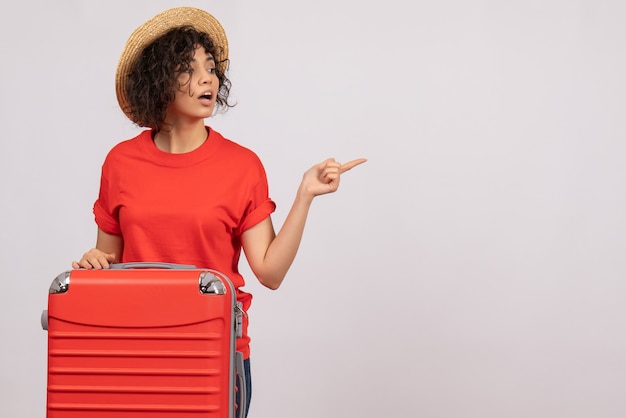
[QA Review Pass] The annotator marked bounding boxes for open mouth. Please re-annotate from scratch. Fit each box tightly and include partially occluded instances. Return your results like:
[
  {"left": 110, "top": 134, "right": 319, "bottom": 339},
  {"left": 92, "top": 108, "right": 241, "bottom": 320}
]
[{"left": 199, "top": 92, "right": 213, "bottom": 100}]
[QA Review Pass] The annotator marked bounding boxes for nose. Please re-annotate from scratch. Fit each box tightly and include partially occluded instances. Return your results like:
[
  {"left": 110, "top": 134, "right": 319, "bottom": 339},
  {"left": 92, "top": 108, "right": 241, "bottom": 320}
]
[{"left": 199, "top": 68, "right": 214, "bottom": 85}]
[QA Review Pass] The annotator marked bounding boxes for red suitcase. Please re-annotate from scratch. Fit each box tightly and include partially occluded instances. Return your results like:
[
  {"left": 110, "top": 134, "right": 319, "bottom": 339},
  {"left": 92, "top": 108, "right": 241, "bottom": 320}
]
[{"left": 41, "top": 263, "right": 246, "bottom": 418}]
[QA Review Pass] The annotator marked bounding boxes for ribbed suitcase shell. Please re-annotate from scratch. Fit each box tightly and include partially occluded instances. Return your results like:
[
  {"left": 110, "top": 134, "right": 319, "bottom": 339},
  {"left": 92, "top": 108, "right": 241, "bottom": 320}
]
[{"left": 44, "top": 266, "right": 237, "bottom": 418}]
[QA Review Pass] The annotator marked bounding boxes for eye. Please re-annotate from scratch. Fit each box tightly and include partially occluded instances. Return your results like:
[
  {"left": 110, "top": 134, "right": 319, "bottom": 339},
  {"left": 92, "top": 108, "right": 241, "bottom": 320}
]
[
  {"left": 178, "top": 69, "right": 193, "bottom": 84},
  {"left": 207, "top": 67, "right": 216, "bottom": 74}
]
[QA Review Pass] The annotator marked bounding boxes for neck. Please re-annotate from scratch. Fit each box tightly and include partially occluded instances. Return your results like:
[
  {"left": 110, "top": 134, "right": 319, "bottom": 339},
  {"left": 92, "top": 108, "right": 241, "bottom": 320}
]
[{"left": 154, "top": 121, "right": 208, "bottom": 154}]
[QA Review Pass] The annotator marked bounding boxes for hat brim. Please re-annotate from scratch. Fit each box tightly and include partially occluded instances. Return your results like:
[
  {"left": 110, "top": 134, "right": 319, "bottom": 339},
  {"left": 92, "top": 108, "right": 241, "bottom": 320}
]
[{"left": 115, "top": 7, "right": 228, "bottom": 122}]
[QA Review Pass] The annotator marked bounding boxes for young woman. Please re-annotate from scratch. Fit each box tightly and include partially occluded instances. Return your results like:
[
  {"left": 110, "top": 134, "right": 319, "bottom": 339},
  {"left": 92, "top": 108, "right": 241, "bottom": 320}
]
[{"left": 72, "top": 6, "right": 365, "bottom": 415}]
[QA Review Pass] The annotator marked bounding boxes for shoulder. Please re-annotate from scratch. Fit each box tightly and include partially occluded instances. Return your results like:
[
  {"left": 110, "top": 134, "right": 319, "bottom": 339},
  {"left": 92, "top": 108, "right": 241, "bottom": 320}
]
[
  {"left": 107, "top": 130, "right": 151, "bottom": 155},
  {"left": 212, "top": 129, "right": 265, "bottom": 167},
  {"left": 99, "top": 130, "right": 152, "bottom": 175},
  {"left": 209, "top": 129, "right": 270, "bottom": 184},
  {"left": 103, "top": 130, "right": 151, "bottom": 163}
]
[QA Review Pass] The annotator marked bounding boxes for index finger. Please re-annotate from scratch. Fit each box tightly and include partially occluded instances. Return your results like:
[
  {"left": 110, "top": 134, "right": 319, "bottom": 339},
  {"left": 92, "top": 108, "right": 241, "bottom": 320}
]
[{"left": 340, "top": 158, "right": 367, "bottom": 173}]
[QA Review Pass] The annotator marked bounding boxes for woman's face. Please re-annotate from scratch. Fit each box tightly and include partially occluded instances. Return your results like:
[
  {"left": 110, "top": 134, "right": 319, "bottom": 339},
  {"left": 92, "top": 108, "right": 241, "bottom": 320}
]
[{"left": 166, "top": 46, "right": 219, "bottom": 123}]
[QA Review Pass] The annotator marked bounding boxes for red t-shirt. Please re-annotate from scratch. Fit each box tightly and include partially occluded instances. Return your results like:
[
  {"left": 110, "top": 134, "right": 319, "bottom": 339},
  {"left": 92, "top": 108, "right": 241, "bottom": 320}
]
[{"left": 93, "top": 127, "right": 276, "bottom": 359}]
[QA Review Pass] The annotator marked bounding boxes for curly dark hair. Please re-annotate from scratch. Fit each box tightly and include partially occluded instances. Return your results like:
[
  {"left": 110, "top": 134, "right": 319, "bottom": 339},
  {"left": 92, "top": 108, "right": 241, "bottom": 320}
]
[{"left": 124, "top": 25, "right": 233, "bottom": 130}]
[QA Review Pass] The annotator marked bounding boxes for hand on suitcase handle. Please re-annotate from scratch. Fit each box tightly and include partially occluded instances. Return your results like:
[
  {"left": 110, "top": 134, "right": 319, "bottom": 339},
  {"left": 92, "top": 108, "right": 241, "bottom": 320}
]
[{"left": 72, "top": 248, "right": 116, "bottom": 270}]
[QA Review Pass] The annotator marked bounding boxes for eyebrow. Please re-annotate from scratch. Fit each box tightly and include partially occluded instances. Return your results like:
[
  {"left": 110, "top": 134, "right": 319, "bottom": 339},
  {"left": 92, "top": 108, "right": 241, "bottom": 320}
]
[{"left": 190, "top": 56, "right": 215, "bottom": 63}]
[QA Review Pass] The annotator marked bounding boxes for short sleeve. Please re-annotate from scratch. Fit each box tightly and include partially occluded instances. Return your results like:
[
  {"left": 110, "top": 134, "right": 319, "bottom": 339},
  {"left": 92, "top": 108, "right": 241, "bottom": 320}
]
[
  {"left": 235, "top": 159, "right": 276, "bottom": 235},
  {"left": 237, "top": 198, "right": 276, "bottom": 234},
  {"left": 93, "top": 168, "right": 122, "bottom": 235}
]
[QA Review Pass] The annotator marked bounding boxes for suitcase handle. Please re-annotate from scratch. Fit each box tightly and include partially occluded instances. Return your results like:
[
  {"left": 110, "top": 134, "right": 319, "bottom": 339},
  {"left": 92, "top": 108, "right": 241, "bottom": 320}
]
[{"left": 109, "top": 262, "right": 197, "bottom": 270}]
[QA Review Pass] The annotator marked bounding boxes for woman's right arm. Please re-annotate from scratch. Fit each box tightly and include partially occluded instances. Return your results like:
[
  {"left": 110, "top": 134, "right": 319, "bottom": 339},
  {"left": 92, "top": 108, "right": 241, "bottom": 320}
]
[{"left": 72, "top": 228, "right": 123, "bottom": 269}]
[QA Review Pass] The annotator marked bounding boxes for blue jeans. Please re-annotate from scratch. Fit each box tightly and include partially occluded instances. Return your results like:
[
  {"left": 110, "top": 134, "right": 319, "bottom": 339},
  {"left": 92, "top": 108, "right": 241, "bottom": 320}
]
[{"left": 235, "top": 358, "right": 252, "bottom": 417}]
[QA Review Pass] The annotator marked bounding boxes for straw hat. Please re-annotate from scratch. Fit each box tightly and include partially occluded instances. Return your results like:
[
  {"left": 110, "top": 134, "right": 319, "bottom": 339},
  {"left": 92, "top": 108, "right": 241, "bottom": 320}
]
[{"left": 115, "top": 7, "right": 229, "bottom": 121}]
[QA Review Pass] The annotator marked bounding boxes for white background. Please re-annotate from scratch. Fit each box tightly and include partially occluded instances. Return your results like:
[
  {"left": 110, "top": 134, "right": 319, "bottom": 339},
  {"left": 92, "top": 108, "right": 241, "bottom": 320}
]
[{"left": 1, "top": 1, "right": 626, "bottom": 417}]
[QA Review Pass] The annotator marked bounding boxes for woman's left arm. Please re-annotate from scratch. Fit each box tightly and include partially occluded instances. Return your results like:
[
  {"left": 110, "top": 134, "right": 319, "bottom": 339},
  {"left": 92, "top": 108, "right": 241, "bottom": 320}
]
[{"left": 241, "top": 158, "right": 366, "bottom": 290}]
